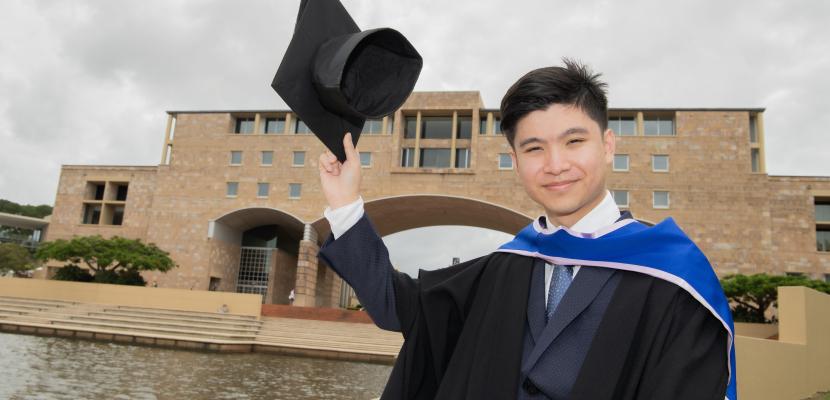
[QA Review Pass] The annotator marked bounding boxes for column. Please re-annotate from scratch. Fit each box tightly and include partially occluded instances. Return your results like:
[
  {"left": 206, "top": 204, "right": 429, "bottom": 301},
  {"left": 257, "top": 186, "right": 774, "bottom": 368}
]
[{"left": 293, "top": 224, "right": 319, "bottom": 307}]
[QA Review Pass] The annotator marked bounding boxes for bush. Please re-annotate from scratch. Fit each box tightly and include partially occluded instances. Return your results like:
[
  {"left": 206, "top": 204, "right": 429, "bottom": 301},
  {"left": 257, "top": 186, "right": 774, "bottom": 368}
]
[
  {"left": 115, "top": 269, "right": 146, "bottom": 286},
  {"left": 53, "top": 264, "right": 93, "bottom": 282}
]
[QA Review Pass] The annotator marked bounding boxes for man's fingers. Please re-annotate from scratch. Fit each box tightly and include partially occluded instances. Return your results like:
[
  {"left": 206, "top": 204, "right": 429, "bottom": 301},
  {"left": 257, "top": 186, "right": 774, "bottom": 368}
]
[
  {"left": 318, "top": 151, "right": 340, "bottom": 173},
  {"left": 343, "top": 132, "right": 358, "bottom": 164}
]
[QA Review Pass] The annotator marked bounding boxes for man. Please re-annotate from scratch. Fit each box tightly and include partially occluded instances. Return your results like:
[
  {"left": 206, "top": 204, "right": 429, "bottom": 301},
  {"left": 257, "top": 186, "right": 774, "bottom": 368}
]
[{"left": 317, "top": 60, "right": 734, "bottom": 400}]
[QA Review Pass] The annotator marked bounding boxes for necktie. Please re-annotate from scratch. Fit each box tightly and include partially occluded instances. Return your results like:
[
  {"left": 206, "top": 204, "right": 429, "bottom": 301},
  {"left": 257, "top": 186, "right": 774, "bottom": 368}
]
[{"left": 546, "top": 264, "right": 573, "bottom": 322}]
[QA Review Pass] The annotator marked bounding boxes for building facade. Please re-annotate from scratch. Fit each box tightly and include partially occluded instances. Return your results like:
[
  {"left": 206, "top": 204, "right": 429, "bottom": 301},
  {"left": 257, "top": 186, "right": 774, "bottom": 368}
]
[{"left": 45, "top": 92, "right": 830, "bottom": 307}]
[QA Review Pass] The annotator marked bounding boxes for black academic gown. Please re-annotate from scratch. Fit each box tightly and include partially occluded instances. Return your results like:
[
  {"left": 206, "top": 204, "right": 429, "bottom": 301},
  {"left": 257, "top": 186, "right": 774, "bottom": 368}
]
[{"left": 383, "top": 251, "right": 729, "bottom": 400}]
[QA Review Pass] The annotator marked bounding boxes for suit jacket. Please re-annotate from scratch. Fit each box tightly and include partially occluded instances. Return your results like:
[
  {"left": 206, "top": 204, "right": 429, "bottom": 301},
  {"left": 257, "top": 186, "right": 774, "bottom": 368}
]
[{"left": 318, "top": 215, "right": 728, "bottom": 399}]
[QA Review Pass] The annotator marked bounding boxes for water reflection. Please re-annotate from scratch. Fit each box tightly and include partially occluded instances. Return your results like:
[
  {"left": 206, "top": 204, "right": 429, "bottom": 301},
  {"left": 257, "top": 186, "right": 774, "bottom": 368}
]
[{"left": 0, "top": 332, "right": 391, "bottom": 399}]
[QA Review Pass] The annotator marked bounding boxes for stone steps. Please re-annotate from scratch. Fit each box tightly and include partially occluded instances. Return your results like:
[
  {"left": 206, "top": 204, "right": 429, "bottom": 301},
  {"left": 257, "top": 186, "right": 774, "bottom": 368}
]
[
  {"left": 109, "top": 305, "right": 258, "bottom": 321},
  {"left": 90, "top": 310, "right": 262, "bottom": 328}
]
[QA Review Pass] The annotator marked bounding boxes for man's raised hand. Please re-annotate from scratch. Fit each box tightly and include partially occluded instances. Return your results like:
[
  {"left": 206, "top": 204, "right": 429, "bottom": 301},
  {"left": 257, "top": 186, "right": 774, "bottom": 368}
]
[{"left": 318, "top": 132, "right": 362, "bottom": 209}]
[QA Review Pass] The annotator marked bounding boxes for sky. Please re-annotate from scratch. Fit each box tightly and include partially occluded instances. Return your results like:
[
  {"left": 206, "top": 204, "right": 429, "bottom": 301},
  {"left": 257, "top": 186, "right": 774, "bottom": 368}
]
[{"left": 1, "top": 0, "right": 829, "bottom": 275}]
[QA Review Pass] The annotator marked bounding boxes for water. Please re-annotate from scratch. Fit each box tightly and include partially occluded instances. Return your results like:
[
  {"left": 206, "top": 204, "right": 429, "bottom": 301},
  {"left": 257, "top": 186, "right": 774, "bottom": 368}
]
[{"left": 0, "top": 332, "right": 392, "bottom": 400}]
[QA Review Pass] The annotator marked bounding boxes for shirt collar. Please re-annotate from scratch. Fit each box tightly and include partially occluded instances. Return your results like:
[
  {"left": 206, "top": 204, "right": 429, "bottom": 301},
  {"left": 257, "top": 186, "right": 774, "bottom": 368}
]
[{"left": 535, "top": 191, "right": 621, "bottom": 235}]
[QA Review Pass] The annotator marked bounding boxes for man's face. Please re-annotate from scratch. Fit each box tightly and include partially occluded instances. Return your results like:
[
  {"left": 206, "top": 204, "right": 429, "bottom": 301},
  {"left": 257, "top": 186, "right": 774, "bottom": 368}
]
[{"left": 510, "top": 104, "right": 615, "bottom": 227}]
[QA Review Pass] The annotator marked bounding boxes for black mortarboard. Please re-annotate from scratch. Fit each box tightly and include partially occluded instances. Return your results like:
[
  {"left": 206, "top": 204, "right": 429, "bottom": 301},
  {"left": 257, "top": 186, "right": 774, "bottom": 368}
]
[{"left": 272, "top": 0, "right": 423, "bottom": 162}]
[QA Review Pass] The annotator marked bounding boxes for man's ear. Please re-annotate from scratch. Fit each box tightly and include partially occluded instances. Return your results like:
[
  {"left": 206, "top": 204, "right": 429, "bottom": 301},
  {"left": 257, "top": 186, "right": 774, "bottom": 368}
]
[{"left": 603, "top": 128, "right": 616, "bottom": 164}]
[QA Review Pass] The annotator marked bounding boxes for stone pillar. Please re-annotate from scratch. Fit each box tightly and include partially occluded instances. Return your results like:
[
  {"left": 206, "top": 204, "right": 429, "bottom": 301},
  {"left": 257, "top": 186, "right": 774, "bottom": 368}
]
[{"left": 294, "top": 224, "right": 319, "bottom": 307}]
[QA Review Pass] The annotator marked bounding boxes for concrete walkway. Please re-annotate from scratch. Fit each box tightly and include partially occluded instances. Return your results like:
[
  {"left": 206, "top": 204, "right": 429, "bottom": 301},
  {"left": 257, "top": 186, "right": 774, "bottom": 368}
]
[{"left": 0, "top": 295, "right": 402, "bottom": 364}]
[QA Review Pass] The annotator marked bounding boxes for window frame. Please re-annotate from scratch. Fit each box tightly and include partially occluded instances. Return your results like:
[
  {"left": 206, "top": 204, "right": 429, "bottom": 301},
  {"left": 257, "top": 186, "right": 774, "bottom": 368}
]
[
  {"left": 288, "top": 183, "right": 302, "bottom": 199},
  {"left": 612, "top": 190, "right": 629, "bottom": 208},
  {"left": 652, "top": 154, "right": 670, "bottom": 172},
  {"left": 498, "top": 153, "right": 513, "bottom": 170},
  {"left": 292, "top": 151, "right": 305, "bottom": 167},
  {"left": 261, "top": 151, "right": 273, "bottom": 166},
  {"left": 652, "top": 190, "right": 670, "bottom": 209},
  {"left": 257, "top": 182, "right": 270, "bottom": 198},
  {"left": 226, "top": 182, "right": 239, "bottom": 198},
  {"left": 613, "top": 154, "right": 630, "bottom": 172},
  {"left": 230, "top": 151, "right": 243, "bottom": 166}
]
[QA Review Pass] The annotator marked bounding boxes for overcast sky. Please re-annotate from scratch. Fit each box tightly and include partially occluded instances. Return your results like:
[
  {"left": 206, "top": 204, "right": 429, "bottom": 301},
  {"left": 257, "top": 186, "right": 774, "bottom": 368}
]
[{"left": 1, "top": 0, "right": 828, "bottom": 274}]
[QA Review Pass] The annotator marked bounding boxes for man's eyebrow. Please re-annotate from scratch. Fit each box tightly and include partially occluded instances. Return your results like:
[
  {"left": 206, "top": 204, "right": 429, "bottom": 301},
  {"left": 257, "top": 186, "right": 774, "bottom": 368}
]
[{"left": 518, "top": 137, "right": 544, "bottom": 148}]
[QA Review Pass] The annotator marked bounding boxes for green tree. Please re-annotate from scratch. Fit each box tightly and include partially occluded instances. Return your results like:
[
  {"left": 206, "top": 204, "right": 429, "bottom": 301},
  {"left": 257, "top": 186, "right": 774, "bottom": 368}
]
[
  {"left": 35, "top": 235, "right": 176, "bottom": 285},
  {"left": 0, "top": 243, "right": 35, "bottom": 275},
  {"left": 720, "top": 273, "right": 830, "bottom": 323}
]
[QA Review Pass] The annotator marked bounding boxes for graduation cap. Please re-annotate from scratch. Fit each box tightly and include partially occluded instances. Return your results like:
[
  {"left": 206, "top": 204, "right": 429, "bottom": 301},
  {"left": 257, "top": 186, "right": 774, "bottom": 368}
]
[{"left": 272, "top": 0, "right": 423, "bottom": 162}]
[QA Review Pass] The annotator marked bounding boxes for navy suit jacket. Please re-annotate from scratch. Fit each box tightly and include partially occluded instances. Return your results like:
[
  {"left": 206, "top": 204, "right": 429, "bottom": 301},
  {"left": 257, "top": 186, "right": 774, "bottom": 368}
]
[{"left": 318, "top": 214, "right": 626, "bottom": 399}]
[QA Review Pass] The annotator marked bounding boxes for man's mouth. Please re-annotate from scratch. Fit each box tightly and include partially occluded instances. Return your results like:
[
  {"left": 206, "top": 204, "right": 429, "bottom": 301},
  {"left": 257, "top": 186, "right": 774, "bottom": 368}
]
[{"left": 542, "top": 180, "right": 577, "bottom": 191}]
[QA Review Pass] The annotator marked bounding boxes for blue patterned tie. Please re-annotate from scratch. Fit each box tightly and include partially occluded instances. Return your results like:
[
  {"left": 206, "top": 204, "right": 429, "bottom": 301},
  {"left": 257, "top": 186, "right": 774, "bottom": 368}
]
[{"left": 546, "top": 264, "right": 574, "bottom": 322}]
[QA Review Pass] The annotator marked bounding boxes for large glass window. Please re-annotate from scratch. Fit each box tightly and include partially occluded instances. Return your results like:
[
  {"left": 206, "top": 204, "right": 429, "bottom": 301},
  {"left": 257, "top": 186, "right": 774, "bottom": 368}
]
[
  {"left": 401, "top": 148, "right": 414, "bottom": 167},
  {"left": 289, "top": 183, "right": 302, "bottom": 199},
  {"left": 419, "top": 148, "right": 451, "bottom": 168},
  {"left": 480, "top": 115, "right": 489, "bottom": 135},
  {"left": 653, "top": 191, "right": 670, "bottom": 208},
  {"left": 816, "top": 203, "right": 830, "bottom": 222},
  {"left": 230, "top": 151, "right": 242, "bottom": 165},
  {"left": 226, "top": 182, "right": 239, "bottom": 197},
  {"left": 613, "top": 154, "right": 629, "bottom": 171},
  {"left": 652, "top": 155, "right": 669, "bottom": 172},
  {"left": 292, "top": 151, "right": 305, "bottom": 166},
  {"left": 264, "top": 117, "right": 285, "bottom": 134},
  {"left": 235, "top": 118, "right": 254, "bottom": 134},
  {"left": 421, "top": 117, "right": 453, "bottom": 139},
  {"left": 608, "top": 116, "right": 636, "bottom": 136},
  {"left": 111, "top": 206, "right": 125, "bottom": 225},
  {"left": 362, "top": 119, "right": 383, "bottom": 135},
  {"left": 493, "top": 117, "right": 502, "bottom": 135},
  {"left": 498, "top": 153, "right": 513, "bottom": 169},
  {"left": 455, "top": 148, "right": 470, "bottom": 168},
  {"left": 751, "top": 148, "right": 760, "bottom": 172},
  {"left": 294, "top": 119, "right": 311, "bottom": 134},
  {"left": 404, "top": 116, "right": 417, "bottom": 139},
  {"left": 115, "top": 184, "right": 129, "bottom": 201},
  {"left": 612, "top": 190, "right": 629, "bottom": 207},
  {"left": 456, "top": 116, "right": 472, "bottom": 139},
  {"left": 749, "top": 115, "right": 758, "bottom": 143},
  {"left": 257, "top": 183, "right": 269, "bottom": 198},
  {"left": 817, "top": 230, "right": 830, "bottom": 252},
  {"left": 385, "top": 115, "right": 394, "bottom": 134},
  {"left": 644, "top": 117, "right": 674, "bottom": 136}
]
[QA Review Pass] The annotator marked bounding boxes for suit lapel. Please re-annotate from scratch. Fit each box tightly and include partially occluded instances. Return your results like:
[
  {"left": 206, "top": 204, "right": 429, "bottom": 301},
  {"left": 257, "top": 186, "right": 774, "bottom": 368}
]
[
  {"left": 526, "top": 258, "right": 547, "bottom": 344},
  {"left": 522, "top": 265, "right": 616, "bottom": 372}
]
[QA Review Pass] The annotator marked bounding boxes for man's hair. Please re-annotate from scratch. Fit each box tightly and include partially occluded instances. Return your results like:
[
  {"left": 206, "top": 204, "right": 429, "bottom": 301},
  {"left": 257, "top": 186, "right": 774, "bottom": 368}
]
[{"left": 500, "top": 58, "right": 609, "bottom": 148}]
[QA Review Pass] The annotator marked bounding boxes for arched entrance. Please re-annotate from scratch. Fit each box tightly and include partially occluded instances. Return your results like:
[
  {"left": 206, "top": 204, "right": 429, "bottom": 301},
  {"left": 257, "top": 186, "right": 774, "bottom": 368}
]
[{"left": 208, "top": 208, "right": 304, "bottom": 305}]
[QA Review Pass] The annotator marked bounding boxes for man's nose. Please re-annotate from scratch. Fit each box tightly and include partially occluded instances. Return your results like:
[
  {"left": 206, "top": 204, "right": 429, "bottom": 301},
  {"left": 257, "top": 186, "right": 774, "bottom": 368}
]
[{"left": 543, "top": 148, "right": 570, "bottom": 175}]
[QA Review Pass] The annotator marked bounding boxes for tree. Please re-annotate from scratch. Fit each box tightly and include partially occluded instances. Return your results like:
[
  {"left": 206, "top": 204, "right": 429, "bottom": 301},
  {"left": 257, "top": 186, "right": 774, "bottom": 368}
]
[
  {"left": 35, "top": 235, "right": 176, "bottom": 285},
  {"left": 0, "top": 243, "right": 35, "bottom": 275},
  {"left": 720, "top": 273, "right": 830, "bottom": 323}
]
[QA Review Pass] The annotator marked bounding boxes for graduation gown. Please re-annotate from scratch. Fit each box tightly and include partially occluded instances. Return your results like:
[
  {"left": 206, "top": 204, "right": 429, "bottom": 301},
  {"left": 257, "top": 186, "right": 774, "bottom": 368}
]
[{"left": 383, "top": 251, "right": 728, "bottom": 399}]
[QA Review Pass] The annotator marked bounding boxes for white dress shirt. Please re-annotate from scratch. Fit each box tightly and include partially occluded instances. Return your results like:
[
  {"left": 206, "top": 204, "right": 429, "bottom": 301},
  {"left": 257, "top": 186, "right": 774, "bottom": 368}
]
[{"left": 323, "top": 191, "right": 622, "bottom": 304}]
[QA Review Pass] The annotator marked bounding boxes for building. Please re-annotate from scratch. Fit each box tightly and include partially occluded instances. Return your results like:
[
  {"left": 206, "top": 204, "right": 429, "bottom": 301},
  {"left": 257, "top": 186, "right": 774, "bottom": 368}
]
[{"left": 44, "top": 91, "right": 830, "bottom": 307}]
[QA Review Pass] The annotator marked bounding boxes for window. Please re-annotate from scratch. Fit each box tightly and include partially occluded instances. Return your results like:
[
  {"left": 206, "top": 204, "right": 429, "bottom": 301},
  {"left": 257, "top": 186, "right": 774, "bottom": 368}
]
[
  {"left": 109, "top": 205, "right": 125, "bottom": 225},
  {"left": 818, "top": 231, "right": 830, "bottom": 252},
  {"left": 825, "top": 274, "right": 830, "bottom": 283},
  {"left": 653, "top": 191, "right": 670, "bottom": 208},
  {"left": 82, "top": 204, "right": 101, "bottom": 224},
  {"left": 456, "top": 116, "right": 472, "bottom": 139},
  {"left": 749, "top": 115, "right": 758, "bottom": 143},
  {"left": 257, "top": 183, "right": 269, "bottom": 198},
  {"left": 421, "top": 117, "right": 452, "bottom": 139},
  {"left": 360, "top": 152, "right": 372, "bottom": 167},
  {"left": 362, "top": 119, "right": 383, "bottom": 134},
  {"left": 89, "top": 183, "right": 105, "bottom": 200},
  {"left": 652, "top": 155, "right": 669, "bottom": 172},
  {"left": 294, "top": 119, "right": 311, "bottom": 134},
  {"left": 261, "top": 151, "right": 273, "bottom": 166},
  {"left": 401, "top": 148, "right": 414, "bottom": 167},
  {"left": 480, "top": 115, "right": 488, "bottom": 135},
  {"left": 230, "top": 151, "right": 242, "bottom": 165},
  {"left": 264, "top": 117, "right": 285, "bottom": 134},
  {"left": 385, "top": 115, "right": 394, "bottom": 134},
  {"left": 289, "top": 183, "right": 302, "bottom": 199},
  {"left": 612, "top": 190, "right": 629, "bottom": 207},
  {"left": 456, "top": 148, "right": 470, "bottom": 168},
  {"left": 493, "top": 117, "right": 502, "bottom": 135},
  {"left": 613, "top": 154, "right": 629, "bottom": 171},
  {"left": 419, "top": 148, "right": 451, "bottom": 168},
  {"left": 498, "top": 153, "right": 513, "bottom": 169},
  {"left": 235, "top": 118, "right": 254, "bottom": 134},
  {"left": 608, "top": 116, "right": 636, "bottom": 136},
  {"left": 785, "top": 272, "right": 805, "bottom": 277},
  {"left": 292, "top": 151, "right": 305, "bottom": 166},
  {"left": 404, "top": 116, "right": 417, "bottom": 139},
  {"left": 751, "top": 148, "right": 760, "bottom": 172},
  {"left": 644, "top": 116, "right": 674, "bottom": 136},
  {"left": 816, "top": 203, "right": 830, "bottom": 222},
  {"left": 226, "top": 182, "right": 238, "bottom": 197},
  {"left": 115, "top": 184, "right": 129, "bottom": 201}
]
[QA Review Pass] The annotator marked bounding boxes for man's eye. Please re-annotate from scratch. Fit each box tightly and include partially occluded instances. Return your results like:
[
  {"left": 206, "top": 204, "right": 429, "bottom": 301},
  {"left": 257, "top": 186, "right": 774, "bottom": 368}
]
[
  {"left": 525, "top": 146, "right": 542, "bottom": 152},
  {"left": 568, "top": 139, "right": 585, "bottom": 145}
]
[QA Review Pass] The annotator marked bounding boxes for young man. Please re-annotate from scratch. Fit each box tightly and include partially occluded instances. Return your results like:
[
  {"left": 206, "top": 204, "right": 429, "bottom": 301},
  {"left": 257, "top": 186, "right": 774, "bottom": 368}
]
[{"left": 317, "top": 60, "right": 735, "bottom": 400}]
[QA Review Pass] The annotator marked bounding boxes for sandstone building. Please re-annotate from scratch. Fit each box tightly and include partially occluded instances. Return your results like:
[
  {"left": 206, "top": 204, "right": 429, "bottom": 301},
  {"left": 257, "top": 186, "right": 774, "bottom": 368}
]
[{"left": 45, "top": 92, "right": 830, "bottom": 307}]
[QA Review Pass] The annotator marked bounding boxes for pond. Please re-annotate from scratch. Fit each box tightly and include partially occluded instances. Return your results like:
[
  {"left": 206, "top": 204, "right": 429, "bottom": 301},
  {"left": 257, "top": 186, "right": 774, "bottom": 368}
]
[{"left": 0, "top": 332, "right": 392, "bottom": 399}]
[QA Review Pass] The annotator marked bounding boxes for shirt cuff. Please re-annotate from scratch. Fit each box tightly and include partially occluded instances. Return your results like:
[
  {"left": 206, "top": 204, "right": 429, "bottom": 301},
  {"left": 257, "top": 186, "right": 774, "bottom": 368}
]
[{"left": 323, "top": 196, "right": 365, "bottom": 239}]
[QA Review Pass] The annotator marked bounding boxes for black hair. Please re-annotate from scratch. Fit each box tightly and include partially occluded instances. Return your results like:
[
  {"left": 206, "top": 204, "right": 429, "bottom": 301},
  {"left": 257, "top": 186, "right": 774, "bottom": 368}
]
[{"left": 500, "top": 58, "right": 608, "bottom": 147}]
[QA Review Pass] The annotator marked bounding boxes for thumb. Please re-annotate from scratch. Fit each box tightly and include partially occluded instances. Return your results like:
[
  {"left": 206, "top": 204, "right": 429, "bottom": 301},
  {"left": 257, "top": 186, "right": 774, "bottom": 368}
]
[{"left": 343, "top": 132, "right": 359, "bottom": 163}]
